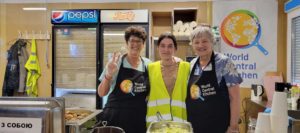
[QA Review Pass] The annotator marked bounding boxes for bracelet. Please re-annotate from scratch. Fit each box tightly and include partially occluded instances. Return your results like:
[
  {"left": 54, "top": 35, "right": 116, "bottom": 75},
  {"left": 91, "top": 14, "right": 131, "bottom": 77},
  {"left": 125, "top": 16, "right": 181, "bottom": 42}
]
[{"left": 104, "top": 74, "right": 112, "bottom": 81}]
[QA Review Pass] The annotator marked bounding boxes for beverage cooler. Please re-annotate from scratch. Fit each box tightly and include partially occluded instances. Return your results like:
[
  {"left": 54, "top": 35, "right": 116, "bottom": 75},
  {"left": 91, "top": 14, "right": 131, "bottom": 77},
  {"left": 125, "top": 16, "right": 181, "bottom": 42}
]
[
  {"left": 98, "top": 9, "right": 150, "bottom": 109},
  {"left": 51, "top": 9, "right": 101, "bottom": 109}
]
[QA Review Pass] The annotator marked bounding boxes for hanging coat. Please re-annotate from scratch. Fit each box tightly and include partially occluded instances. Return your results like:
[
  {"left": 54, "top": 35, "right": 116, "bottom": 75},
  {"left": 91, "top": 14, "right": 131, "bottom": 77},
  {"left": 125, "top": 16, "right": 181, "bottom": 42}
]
[
  {"left": 18, "top": 40, "right": 29, "bottom": 93},
  {"left": 2, "top": 40, "right": 22, "bottom": 96},
  {"left": 25, "top": 39, "right": 41, "bottom": 97}
]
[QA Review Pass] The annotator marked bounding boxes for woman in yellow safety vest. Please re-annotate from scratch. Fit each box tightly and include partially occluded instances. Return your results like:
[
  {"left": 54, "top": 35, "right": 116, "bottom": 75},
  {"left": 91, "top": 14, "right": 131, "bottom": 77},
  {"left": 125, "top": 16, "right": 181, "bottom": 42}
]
[{"left": 146, "top": 32, "right": 190, "bottom": 126}]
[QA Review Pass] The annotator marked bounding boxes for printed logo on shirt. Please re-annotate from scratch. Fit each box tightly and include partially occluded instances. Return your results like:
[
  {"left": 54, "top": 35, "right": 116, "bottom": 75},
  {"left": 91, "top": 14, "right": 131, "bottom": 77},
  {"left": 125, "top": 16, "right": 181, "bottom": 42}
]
[
  {"left": 190, "top": 84, "right": 205, "bottom": 101},
  {"left": 133, "top": 82, "right": 147, "bottom": 93},
  {"left": 201, "top": 83, "right": 217, "bottom": 97},
  {"left": 120, "top": 79, "right": 134, "bottom": 95}
]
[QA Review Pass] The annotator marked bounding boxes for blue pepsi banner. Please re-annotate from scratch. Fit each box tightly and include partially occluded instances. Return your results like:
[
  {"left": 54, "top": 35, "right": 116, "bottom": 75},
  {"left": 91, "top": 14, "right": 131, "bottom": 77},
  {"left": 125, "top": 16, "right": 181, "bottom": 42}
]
[{"left": 51, "top": 10, "right": 99, "bottom": 24}]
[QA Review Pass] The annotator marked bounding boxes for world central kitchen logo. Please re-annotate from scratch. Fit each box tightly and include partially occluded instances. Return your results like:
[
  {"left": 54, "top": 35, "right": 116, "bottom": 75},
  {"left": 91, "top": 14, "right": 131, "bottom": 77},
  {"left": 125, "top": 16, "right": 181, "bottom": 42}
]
[{"left": 51, "top": 10, "right": 98, "bottom": 23}]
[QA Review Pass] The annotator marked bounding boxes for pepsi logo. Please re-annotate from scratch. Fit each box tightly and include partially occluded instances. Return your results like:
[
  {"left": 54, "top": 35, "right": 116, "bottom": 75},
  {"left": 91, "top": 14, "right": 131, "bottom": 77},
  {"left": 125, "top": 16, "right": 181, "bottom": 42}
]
[{"left": 52, "top": 11, "right": 64, "bottom": 23}]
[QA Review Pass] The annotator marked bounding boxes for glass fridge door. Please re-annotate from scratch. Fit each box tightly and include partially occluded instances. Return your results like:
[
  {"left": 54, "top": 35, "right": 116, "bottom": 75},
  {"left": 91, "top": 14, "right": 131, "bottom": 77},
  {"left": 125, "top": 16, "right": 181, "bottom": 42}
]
[{"left": 54, "top": 27, "right": 97, "bottom": 97}]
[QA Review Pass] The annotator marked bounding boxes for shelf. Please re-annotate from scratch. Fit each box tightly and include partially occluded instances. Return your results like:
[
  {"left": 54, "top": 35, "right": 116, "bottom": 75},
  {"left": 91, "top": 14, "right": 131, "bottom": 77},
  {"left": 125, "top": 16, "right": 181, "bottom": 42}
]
[
  {"left": 151, "top": 11, "right": 172, "bottom": 37},
  {"left": 175, "top": 35, "right": 190, "bottom": 42},
  {"left": 153, "top": 35, "right": 190, "bottom": 42},
  {"left": 173, "top": 8, "right": 197, "bottom": 24}
]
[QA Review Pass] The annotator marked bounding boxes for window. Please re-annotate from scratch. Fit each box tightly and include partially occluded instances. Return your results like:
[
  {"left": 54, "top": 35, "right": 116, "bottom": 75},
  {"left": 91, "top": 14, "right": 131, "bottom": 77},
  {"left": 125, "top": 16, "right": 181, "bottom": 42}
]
[{"left": 291, "top": 16, "right": 300, "bottom": 83}]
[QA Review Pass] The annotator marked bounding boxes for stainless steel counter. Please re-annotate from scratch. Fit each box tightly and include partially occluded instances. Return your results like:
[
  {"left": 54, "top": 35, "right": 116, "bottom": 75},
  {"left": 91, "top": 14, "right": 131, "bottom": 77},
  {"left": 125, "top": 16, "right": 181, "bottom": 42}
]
[
  {"left": 65, "top": 108, "right": 102, "bottom": 133},
  {"left": 0, "top": 97, "right": 65, "bottom": 133}
]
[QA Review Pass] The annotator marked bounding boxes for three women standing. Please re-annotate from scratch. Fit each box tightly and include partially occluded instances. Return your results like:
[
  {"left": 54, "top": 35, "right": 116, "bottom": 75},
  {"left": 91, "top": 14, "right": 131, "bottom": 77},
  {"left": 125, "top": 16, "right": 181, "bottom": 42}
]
[{"left": 98, "top": 25, "right": 242, "bottom": 133}]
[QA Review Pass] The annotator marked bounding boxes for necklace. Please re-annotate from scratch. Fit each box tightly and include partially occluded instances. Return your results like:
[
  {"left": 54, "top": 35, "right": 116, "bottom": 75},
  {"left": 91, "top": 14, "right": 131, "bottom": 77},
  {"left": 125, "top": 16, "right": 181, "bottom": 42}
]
[
  {"left": 200, "top": 58, "right": 211, "bottom": 70},
  {"left": 161, "top": 58, "right": 176, "bottom": 67},
  {"left": 161, "top": 62, "right": 179, "bottom": 96}
]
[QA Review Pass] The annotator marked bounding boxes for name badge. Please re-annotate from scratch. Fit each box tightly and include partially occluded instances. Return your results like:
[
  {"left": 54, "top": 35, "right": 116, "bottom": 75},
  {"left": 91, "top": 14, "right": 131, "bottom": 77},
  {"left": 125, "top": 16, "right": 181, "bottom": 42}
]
[{"left": 194, "top": 66, "right": 200, "bottom": 75}]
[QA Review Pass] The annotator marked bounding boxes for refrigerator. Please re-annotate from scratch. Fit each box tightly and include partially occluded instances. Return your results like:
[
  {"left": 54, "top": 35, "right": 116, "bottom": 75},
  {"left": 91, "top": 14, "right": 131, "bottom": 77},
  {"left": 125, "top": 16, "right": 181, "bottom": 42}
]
[
  {"left": 51, "top": 9, "right": 100, "bottom": 109},
  {"left": 98, "top": 9, "right": 150, "bottom": 109}
]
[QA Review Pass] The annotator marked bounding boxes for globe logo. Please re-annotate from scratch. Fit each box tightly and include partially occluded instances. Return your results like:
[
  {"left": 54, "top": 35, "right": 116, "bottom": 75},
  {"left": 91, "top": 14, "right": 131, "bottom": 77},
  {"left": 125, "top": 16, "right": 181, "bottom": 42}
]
[{"left": 221, "top": 10, "right": 268, "bottom": 55}]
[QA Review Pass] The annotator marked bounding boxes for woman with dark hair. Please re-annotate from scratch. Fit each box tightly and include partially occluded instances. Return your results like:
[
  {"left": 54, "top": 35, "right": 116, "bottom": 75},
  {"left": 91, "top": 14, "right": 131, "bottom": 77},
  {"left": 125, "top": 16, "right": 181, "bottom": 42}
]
[
  {"left": 146, "top": 32, "right": 190, "bottom": 126},
  {"left": 98, "top": 26, "right": 151, "bottom": 133}
]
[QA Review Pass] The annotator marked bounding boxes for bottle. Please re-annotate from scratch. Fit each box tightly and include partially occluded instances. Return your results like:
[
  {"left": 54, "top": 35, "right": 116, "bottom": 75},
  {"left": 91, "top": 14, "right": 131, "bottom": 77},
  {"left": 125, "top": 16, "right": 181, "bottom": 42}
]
[
  {"left": 285, "top": 87, "right": 292, "bottom": 108},
  {"left": 291, "top": 85, "right": 299, "bottom": 109},
  {"left": 297, "top": 98, "right": 300, "bottom": 110},
  {"left": 247, "top": 117, "right": 256, "bottom": 133}
]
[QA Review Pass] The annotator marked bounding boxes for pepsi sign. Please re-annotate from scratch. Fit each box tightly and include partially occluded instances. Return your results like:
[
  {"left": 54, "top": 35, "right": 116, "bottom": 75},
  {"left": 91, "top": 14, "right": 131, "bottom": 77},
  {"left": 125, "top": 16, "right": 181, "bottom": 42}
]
[{"left": 51, "top": 10, "right": 99, "bottom": 24}]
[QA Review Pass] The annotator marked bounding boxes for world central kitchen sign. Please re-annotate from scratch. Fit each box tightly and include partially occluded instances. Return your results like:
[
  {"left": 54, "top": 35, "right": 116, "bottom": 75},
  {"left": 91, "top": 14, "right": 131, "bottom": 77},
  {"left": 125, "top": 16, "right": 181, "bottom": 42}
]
[{"left": 285, "top": 0, "right": 300, "bottom": 13}]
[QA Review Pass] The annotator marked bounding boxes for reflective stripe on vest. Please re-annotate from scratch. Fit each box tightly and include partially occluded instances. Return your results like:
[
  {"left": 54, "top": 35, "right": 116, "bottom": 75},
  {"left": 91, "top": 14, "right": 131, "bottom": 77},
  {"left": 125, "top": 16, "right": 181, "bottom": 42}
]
[
  {"left": 147, "top": 99, "right": 186, "bottom": 108},
  {"left": 146, "top": 114, "right": 186, "bottom": 123}
]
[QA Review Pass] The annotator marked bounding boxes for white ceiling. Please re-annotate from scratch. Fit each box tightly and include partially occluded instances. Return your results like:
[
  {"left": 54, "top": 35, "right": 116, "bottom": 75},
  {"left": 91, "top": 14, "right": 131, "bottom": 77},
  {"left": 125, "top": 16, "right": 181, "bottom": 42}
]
[{"left": 0, "top": 0, "right": 245, "bottom": 3}]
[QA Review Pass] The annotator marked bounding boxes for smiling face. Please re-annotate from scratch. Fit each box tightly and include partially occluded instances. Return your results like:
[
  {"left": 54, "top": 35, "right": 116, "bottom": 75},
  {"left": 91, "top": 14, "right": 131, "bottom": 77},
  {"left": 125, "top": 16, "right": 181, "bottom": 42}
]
[
  {"left": 158, "top": 38, "right": 176, "bottom": 60},
  {"left": 192, "top": 35, "right": 213, "bottom": 57},
  {"left": 126, "top": 35, "right": 144, "bottom": 58}
]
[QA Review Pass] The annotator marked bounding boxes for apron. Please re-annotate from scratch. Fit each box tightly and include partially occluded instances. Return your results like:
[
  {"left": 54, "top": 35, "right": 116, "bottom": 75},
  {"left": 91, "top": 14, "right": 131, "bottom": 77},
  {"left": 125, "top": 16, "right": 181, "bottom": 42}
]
[
  {"left": 100, "top": 55, "right": 149, "bottom": 133},
  {"left": 186, "top": 52, "right": 230, "bottom": 133}
]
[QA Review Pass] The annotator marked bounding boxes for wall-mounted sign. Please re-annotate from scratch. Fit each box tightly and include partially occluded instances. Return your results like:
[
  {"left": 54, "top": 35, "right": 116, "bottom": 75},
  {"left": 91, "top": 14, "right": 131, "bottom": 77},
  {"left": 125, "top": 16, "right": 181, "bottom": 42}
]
[
  {"left": 285, "top": 0, "right": 300, "bottom": 13},
  {"left": 101, "top": 10, "right": 148, "bottom": 23},
  {"left": 51, "top": 9, "right": 99, "bottom": 24},
  {"left": 0, "top": 117, "right": 42, "bottom": 133},
  {"left": 213, "top": 0, "right": 278, "bottom": 88}
]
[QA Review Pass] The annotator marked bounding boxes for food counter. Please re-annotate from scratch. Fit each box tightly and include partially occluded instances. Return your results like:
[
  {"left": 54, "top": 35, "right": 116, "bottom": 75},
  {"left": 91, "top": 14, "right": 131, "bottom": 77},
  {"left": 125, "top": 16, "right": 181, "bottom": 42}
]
[
  {"left": 0, "top": 97, "right": 102, "bottom": 133},
  {"left": 65, "top": 108, "right": 101, "bottom": 133},
  {"left": 0, "top": 97, "right": 65, "bottom": 133}
]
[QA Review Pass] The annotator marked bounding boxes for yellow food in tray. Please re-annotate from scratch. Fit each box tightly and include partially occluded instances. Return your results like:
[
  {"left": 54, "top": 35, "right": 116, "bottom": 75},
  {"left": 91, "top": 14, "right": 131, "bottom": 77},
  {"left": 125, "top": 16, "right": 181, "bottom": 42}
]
[
  {"left": 65, "top": 109, "right": 92, "bottom": 121},
  {"left": 148, "top": 121, "right": 192, "bottom": 133},
  {"left": 151, "top": 126, "right": 190, "bottom": 133}
]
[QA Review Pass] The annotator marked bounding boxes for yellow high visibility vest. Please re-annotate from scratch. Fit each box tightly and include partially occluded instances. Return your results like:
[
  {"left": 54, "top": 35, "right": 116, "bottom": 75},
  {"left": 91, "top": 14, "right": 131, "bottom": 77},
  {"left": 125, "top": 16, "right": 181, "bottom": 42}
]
[
  {"left": 25, "top": 39, "right": 41, "bottom": 97},
  {"left": 146, "top": 61, "right": 190, "bottom": 126}
]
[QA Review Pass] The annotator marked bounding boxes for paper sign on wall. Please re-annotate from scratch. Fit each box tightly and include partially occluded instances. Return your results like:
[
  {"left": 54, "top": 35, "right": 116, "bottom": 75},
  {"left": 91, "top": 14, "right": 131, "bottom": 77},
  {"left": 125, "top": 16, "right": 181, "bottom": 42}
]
[
  {"left": 0, "top": 117, "right": 42, "bottom": 133},
  {"left": 101, "top": 10, "right": 148, "bottom": 23}
]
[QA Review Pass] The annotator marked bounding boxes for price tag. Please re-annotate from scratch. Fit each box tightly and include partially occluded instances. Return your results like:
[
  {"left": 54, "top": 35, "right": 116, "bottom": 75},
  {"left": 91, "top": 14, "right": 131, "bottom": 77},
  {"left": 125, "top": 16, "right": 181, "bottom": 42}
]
[{"left": 0, "top": 117, "right": 42, "bottom": 133}]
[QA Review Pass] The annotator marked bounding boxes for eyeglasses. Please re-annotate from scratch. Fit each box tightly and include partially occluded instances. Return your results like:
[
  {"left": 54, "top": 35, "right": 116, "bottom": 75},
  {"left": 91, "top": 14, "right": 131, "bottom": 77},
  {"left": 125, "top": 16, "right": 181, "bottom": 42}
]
[{"left": 129, "top": 39, "right": 143, "bottom": 44}]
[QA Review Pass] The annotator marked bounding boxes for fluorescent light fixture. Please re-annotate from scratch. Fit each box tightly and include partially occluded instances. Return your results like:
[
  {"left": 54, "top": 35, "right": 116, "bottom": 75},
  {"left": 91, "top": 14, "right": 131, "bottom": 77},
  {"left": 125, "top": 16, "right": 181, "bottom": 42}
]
[
  {"left": 23, "top": 7, "right": 47, "bottom": 11},
  {"left": 104, "top": 33, "right": 124, "bottom": 36}
]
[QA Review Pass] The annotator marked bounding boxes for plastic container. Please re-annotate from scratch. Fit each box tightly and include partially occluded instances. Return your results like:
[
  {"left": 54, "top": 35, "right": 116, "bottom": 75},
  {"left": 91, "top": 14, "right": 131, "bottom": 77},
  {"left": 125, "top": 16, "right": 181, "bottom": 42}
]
[
  {"left": 90, "top": 121, "right": 124, "bottom": 133},
  {"left": 247, "top": 117, "right": 256, "bottom": 133},
  {"left": 91, "top": 127, "right": 125, "bottom": 133}
]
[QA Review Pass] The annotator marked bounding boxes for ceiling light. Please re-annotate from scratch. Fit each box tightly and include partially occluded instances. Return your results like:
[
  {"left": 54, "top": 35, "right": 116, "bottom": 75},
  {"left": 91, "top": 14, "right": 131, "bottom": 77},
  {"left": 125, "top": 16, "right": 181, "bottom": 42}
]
[
  {"left": 104, "top": 33, "right": 124, "bottom": 36},
  {"left": 23, "top": 7, "right": 47, "bottom": 11}
]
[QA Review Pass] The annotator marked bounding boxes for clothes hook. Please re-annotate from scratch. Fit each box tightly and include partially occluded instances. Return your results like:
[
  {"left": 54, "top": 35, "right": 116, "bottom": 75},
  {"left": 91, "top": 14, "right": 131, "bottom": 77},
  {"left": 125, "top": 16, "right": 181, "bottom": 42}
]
[
  {"left": 25, "top": 30, "right": 28, "bottom": 39},
  {"left": 18, "top": 30, "right": 22, "bottom": 39},
  {"left": 39, "top": 30, "right": 42, "bottom": 39}
]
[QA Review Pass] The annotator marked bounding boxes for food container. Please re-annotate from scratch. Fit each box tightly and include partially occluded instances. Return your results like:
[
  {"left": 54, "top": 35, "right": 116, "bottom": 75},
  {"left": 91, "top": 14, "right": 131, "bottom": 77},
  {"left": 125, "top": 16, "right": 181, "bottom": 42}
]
[
  {"left": 90, "top": 121, "right": 125, "bottom": 133},
  {"left": 147, "top": 121, "right": 193, "bottom": 133},
  {"left": 91, "top": 126, "right": 125, "bottom": 133},
  {"left": 0, "top": 97, "right": 65, "bottom": 133},
  {"left": 65, "top": 108, "right": 101, "bottom": 133}
]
